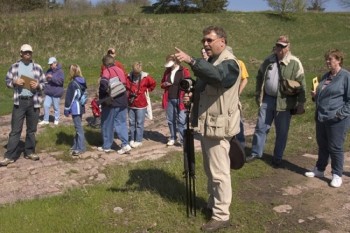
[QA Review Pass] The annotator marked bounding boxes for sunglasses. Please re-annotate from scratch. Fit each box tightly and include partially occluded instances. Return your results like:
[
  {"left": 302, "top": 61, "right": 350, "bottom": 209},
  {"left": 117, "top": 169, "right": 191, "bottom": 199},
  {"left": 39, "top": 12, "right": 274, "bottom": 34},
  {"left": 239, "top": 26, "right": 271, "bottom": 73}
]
[
  {"left": 275, "top": 43, "right": 288, "bottom": 49},
  {"left": 107, "top": 50, "right": 115, "bottom": 55},
  {"left": 22, "top": 51, "right": 32, "bottom": 54},
  {"left": 201, "top": 37, "right": 220, "bottom": 44}
]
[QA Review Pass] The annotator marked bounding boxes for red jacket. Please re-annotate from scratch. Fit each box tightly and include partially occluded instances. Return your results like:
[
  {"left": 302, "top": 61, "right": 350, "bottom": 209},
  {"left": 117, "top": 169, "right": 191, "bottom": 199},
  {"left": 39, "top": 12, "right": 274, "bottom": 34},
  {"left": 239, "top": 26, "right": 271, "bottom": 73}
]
[
  {"left": 126, "top": 72, "right": 156, "bottom": 108},
  {"left": 100, "top": 61, "right": 127, "bottom": 79},
  {"left": 161, "top": 66, "right": 191, "bottom": 111}
]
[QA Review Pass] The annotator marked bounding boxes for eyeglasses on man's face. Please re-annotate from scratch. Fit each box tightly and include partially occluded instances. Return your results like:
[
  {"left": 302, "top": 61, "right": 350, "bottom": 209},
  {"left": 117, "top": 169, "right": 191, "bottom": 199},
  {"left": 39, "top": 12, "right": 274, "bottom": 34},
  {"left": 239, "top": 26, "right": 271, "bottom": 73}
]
[{"left": 201, "top": 37, "right": 221, "bottom": 44}]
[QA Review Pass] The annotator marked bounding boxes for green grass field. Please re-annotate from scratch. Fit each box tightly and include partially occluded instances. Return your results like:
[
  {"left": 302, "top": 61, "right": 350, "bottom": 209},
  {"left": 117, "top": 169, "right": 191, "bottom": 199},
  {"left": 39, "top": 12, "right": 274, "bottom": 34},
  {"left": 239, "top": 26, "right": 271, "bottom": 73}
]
[{"left": 0, "top": 5, "right": 350, "bottom": 232}]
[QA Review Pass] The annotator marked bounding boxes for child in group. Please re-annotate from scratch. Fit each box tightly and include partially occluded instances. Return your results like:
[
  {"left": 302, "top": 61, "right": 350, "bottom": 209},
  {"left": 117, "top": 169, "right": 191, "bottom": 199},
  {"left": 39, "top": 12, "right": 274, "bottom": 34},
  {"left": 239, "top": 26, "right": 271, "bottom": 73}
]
[
  {"left": 64, "top": 64, "right": 87, "bottom": 156},
  {"left": 89, "top": 92, "right": 101, "bottom": 128}
]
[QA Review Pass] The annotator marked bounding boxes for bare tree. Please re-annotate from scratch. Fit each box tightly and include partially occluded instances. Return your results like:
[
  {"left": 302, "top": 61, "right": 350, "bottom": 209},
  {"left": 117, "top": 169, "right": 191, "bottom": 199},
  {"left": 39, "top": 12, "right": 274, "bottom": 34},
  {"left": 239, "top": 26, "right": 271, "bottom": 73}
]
[
  {"left": 307, "top": 0, "right": 329, "bottom": 11},
  {"left": 265, "top": 0, "right": 307, "bottom": 14}
]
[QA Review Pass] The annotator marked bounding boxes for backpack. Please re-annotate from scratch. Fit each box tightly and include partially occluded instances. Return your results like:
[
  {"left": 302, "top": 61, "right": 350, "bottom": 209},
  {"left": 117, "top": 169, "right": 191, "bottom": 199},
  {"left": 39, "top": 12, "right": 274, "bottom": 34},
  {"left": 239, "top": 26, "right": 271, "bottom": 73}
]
[
  {"left": 108, "top": 76, "right": 126, "bottom": 98},
  {"left": 74, "top": 81, "right": 88, "bottom": 106}
]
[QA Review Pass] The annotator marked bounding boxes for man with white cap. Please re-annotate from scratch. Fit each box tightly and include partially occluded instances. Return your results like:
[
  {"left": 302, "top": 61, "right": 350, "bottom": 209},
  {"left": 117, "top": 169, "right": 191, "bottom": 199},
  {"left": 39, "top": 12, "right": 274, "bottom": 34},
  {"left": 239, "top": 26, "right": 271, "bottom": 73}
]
[
  {"left": 246, "top": 35, "right": 306, "bottom": 166},
  {"left": 0, "top": 44, "right": 46, "bottom": 166},
  {"left": 39, "top": 57, "right": 65, "bottom": 125}
]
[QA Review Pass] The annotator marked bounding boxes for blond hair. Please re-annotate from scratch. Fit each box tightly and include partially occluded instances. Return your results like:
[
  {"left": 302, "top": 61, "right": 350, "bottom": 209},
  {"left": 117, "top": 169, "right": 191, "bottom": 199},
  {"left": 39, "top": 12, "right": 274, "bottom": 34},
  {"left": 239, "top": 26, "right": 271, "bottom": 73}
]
[
  {"left": 132, "top": 62, "right": 142, "bottom": 74},
  {"left": 69, "top": 64, "right": 82, "bottom": 79}
]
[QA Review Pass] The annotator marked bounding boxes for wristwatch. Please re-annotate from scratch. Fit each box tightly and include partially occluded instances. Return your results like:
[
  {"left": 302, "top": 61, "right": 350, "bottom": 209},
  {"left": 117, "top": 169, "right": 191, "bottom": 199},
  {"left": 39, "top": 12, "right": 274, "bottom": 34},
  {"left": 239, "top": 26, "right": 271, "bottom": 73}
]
[{"left": 189, "top": 57, "right": 196, "bottom": 66}]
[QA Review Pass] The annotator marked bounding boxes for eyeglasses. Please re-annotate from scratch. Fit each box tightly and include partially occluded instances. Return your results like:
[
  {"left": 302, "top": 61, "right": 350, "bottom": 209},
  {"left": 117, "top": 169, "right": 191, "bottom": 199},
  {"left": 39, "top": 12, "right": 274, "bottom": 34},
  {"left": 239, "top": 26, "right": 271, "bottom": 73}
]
[
  {"left": 275, "top": 43, "right": 288, "bottom": 49},
  {"left": 201, "top": 37, "right": 221, "bottom": 44},
  {"left": 22, "top": 51, "right": 32, "bottom": 54}
]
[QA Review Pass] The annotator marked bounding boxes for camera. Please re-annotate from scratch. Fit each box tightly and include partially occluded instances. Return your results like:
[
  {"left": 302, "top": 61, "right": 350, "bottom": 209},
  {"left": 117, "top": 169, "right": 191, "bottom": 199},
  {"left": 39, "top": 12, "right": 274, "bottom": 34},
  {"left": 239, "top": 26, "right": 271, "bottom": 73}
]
[
  {"left": 128, "top": 93, "right": 137, "bottom": 105},
  {"left": 179, "top": 78, "right": 196, "bottom": 93}
]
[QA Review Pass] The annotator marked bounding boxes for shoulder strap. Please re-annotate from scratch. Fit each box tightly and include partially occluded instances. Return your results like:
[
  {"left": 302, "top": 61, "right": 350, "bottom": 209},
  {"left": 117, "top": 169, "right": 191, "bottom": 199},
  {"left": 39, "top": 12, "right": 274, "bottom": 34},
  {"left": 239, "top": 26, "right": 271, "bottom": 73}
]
[
  {"left": 73, "top": 80, "right": 82, "bottom": 92},
  {"left": 276, "top": 54, "right": 283, "bottom": 81}
]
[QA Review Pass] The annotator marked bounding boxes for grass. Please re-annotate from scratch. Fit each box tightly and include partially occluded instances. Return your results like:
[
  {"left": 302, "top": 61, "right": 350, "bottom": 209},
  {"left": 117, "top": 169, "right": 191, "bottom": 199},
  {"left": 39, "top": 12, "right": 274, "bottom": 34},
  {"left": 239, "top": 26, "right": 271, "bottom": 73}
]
[
  {"left": 0, "top": 5, "right": 350, "bottom": 232},
  {"left": 0, "top": 153, "right": 278, "bottom": 233}
]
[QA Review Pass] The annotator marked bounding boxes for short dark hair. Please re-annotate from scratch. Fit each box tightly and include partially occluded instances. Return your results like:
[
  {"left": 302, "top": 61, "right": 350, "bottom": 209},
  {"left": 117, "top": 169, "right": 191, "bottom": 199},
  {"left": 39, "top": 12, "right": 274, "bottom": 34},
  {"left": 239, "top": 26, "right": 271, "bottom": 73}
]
[
  {"left": 102, "top": 55, "right": 115, "bottom": 67},
  {"left": 203, "top": 26, "right": 227, "bottom": 44}
]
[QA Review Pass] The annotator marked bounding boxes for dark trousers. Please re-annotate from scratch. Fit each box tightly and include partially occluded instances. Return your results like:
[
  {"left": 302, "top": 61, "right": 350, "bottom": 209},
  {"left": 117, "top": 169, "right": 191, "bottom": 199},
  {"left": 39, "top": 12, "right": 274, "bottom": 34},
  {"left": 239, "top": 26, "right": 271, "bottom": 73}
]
[
  {"left": 5, "top": 99, "right": 39, "bottom": 160},
  {"left": 316, "top": 117, "right": 350, "bottom": 176}
]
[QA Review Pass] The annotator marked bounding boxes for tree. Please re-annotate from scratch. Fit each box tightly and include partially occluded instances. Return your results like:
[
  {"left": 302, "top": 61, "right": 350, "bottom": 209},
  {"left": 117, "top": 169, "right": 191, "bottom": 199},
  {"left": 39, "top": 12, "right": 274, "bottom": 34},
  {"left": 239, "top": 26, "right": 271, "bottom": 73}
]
[
  {"left": 192, "top": 0, "right": 228, "bottom": 13},
  {"left": 152, "top": 0, "right": 228, "bottom": 13},
  {"left": 0, "top": 0, "right": 47, "bottom": 13},
  {"left": 307, "top": 0, "right": 329, "bottom": 11},
  {"left": 265, "top": 0, "right": 307, "bottom": 14}
]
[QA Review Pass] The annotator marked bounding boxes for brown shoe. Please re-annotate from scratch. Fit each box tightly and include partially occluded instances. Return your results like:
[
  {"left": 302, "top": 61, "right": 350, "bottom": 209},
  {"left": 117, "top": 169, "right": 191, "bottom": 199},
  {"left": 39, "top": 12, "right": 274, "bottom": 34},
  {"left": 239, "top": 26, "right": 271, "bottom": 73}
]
[{"left": 201, "top": 219, "right": 230, "bottom": 232}]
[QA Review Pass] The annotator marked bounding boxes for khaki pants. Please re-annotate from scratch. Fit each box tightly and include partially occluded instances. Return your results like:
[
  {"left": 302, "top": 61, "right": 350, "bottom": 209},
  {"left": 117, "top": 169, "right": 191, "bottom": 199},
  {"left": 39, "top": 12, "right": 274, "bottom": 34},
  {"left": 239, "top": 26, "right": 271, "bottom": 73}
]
[{"left": 201, "top": 136, "right": 232, "bottom": 221}]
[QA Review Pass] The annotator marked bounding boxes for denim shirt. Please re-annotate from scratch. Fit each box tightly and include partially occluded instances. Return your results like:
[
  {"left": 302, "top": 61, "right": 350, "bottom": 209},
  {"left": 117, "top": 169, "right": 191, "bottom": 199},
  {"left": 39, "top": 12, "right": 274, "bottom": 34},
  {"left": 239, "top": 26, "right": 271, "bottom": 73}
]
[{"left": 315, "top": 68, "right": 350, "bottom": 122}]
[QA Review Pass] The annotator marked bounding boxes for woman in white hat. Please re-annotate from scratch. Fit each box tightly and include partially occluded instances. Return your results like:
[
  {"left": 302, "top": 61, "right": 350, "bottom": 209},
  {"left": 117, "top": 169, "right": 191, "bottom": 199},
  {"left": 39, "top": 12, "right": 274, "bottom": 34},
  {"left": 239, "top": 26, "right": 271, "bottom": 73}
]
[{"left": 160, "top": 54, "right": 191, "bottom": 146}]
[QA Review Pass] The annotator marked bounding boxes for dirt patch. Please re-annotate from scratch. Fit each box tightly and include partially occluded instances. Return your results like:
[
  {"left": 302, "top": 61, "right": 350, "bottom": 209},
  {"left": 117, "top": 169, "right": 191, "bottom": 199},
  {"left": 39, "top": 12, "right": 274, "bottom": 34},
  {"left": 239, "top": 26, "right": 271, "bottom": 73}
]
[
  {"left": 0, "top": 98, "right": 349, "bottom": 232},
  {"left": 240, "top": 153, "right": 350, "bottom": 233}
]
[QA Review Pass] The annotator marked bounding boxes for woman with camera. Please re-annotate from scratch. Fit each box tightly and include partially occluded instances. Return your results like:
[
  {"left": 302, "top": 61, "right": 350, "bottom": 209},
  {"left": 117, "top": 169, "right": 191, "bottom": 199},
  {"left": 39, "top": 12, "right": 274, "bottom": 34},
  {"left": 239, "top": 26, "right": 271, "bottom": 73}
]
[
  {"left": 126, "top": 62, "right": 156, "bottom": 148},
  {"left": 161, "top": 54, "right": 191, "bottom": 146}
]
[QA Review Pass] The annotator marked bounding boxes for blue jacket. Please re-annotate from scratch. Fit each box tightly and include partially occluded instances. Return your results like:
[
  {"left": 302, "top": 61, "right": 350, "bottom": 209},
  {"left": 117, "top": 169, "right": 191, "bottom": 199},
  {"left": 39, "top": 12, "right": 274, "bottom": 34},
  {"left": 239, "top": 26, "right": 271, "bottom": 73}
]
[
  {"left": 64, "top": 76, "right": 87, "bottom": 115},
  {"left": 44, "top": 63, "right": 65, "bottom": 97},
  {"left": 315, "top": 68, "right": 350, "bottom": 122}
]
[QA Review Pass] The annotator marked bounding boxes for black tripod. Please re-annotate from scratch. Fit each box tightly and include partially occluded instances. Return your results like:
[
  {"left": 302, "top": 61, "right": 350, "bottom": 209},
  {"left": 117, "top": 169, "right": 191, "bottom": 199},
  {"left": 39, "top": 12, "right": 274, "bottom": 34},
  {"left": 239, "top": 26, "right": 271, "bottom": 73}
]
[{"left": 183, "top": 103, "right": 196, "bottom": 217}]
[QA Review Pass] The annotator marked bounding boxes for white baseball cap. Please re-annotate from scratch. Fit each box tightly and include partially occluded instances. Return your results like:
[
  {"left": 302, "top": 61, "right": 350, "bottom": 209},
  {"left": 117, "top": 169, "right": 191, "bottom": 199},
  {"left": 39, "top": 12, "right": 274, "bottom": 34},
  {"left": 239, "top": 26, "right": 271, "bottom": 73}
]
[
  {"left": 20, "top": 44, "right": 33, "bottom": 52},
  {"left": 48, "top": 57, "right": 57, "bottom": 64}
]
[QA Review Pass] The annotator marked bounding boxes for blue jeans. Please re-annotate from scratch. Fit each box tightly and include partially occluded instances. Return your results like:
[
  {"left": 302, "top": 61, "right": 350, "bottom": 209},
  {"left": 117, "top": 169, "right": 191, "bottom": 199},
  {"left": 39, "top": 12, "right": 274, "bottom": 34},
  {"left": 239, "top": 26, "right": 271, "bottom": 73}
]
[
  {"left": 316, "top": 117, "right": 350, "bottom": 176},
  {"left": 101, "top": 107, "right": 115, "bottom": 149},
  {"left": 114, "top": 107, "right": 129, "bottom": 147},
  {"left": 251, "top": 95, "right": 292, "bottom": 159},
  {"left": 72, "top": 115, "right": 85, "bottom": 152},
  {"left": 43, "top": 95, "right": 61, "bottom": 122},
  {"left": 166, "top": 99, "right": 186, "bottom": 142},
  {"left": 5, "top": 99, "right": 39, "bottom": 159},
  {"left": 128, "top": 108, "right": 146, "bottom": 142},
  {"left": 101, "top": 106, "right": 128, "bottom": 149}
]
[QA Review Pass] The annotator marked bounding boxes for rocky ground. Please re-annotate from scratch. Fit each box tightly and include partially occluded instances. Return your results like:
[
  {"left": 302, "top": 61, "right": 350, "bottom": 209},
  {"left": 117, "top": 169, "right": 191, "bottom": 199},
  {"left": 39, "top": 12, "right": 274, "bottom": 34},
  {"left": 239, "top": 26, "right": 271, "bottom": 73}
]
[{"left": 0, "top": 99, "right": 349, "bottom": 233}]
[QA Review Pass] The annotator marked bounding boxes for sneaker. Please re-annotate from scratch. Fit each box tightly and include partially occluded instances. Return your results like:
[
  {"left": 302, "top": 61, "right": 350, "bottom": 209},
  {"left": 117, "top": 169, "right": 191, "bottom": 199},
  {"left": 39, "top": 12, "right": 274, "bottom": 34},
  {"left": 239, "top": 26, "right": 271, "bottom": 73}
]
[
  {"left": 330, "top": 174, "right": 342, "bottom": 188},
  {"left": 176, "top": 139, "right": 183, "bottom": 146},
  {"left": 24, "top": 154, "right": 40, "bottom": 161},
  {"left": 201, "top": 219, "right": 230, "bottom": 232},
  {"left": 131, "top": 142, "right": 142, "bottom": 148},
  {"left": 305, "top": 167, "right": 324, "bottom": 178},
  {"left": 54, "top": 120, "right": 59, "bottom": 125},
  {"left": 167, "top": 139, "right": 175, "bottom": 146},
  {"left": 117, "top": 145, "right": 132, "bottom": 155},
  {"left": 71, "top": 150, "right": 82, "bottom": 156},
  {"left": 97, "top": 147, "right": 113, "bottom": 153},
  {"left": 129, "top": 140, "right": 135, "bottom": 147},
  {"left": 0, "top": 158, "right": 15, "bottom": 166},
  {"left": 246, "top": 154, "right": 261, "bottom": 163},
  {"left": 38, "top": 121, "right": 49, "bottom": 125}
]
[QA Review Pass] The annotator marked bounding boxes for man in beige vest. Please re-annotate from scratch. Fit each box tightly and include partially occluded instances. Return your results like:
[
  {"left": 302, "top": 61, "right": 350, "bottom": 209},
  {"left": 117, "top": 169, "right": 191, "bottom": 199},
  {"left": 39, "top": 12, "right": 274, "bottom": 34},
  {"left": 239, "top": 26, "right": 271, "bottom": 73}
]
[{"left": 175, "top": 26, "right": 241, "bottom": 232}]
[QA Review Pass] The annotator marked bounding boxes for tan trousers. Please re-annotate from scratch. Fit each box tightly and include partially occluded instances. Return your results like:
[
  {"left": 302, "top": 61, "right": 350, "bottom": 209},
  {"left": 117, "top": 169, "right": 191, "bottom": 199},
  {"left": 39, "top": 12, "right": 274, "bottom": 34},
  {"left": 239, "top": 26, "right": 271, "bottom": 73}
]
[{"left": 201, "top": 136, "right": 232, "bottom": 221}]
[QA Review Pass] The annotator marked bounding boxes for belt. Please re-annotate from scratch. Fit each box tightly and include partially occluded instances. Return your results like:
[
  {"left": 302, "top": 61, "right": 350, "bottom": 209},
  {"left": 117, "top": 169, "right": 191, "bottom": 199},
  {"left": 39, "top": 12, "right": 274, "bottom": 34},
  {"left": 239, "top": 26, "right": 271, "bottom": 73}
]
[{"left": 19, "top": 96, "right": 33, "bottom": 100}]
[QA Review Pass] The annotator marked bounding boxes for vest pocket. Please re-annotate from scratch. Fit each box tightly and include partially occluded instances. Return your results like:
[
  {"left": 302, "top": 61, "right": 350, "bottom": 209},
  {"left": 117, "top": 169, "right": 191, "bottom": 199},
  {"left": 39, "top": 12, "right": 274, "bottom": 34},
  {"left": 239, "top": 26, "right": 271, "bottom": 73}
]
[{"left": 205, "top": 115, "right": 226, "bottom": 139}]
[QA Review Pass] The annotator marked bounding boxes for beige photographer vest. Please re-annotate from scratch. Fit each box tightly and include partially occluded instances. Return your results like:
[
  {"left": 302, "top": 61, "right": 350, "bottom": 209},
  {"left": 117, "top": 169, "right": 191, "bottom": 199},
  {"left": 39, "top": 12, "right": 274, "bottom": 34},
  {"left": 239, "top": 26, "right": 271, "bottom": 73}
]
[{"left": 198, "top": 48, "right": 241, "bottom": 138}]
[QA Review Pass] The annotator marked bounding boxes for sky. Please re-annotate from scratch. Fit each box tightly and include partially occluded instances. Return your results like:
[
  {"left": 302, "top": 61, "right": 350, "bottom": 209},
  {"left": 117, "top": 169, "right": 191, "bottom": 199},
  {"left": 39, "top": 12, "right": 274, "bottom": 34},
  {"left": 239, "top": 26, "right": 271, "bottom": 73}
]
[
  {"left": 226, "top": 0, "right": 346, "bottom": 12},
  {"left": 86, "top": 0, "right": 347, "bottom": 12}
]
